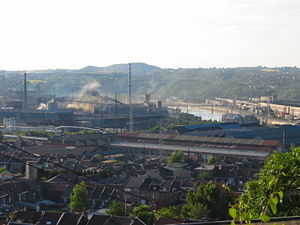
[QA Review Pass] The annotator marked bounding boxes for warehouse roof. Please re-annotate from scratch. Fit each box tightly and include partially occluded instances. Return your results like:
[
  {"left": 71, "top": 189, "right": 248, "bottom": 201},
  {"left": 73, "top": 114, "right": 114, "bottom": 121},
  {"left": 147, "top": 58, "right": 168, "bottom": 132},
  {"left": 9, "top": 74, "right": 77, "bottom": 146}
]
[
  {"left": 117, "top": 132, "right": 280, "bottom": 147},
  {"left": 175, "top": 123, "right": 241, "bottom": 134},
  {"left": 109, "top": 142, "right": 270, "bottom": 158}
]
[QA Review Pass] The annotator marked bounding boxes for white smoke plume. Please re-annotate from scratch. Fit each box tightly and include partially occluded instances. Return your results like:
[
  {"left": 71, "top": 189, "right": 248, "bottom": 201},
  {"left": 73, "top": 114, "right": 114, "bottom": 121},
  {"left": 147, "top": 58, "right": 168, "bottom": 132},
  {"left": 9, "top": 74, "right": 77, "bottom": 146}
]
[
  {"left": 37, "top": 103, "right": 47, "bottom": 110},
  {"left": 66, "top": 81, "right": 102, "bottom": 112},
  {"left": 76, "top": 81, "right": 101, "bottom": 98},
  {"left": 37, "top": 99, "right": 56, "bottom": 111}
]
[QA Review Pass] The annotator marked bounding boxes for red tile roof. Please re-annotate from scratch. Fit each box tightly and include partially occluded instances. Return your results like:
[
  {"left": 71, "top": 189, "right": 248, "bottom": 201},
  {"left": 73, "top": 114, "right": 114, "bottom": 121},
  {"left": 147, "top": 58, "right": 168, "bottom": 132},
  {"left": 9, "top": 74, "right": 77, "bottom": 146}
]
[{"left": 117, "top": 132, "right": 280, "bottom": 147}]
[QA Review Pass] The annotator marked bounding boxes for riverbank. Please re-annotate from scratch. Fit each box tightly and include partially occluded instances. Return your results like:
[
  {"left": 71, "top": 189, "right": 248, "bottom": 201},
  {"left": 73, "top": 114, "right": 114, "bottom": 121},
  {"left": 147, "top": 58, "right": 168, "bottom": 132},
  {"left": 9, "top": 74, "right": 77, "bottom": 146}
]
[
  {"left": 197, "top": 105, "right": 297, "bottom": 125},
  {"left": 168, "top": 104, "right": 297, "bottom": 126},
  {"left": 168, "top": 106, "right": 223, "bottom": 121}
]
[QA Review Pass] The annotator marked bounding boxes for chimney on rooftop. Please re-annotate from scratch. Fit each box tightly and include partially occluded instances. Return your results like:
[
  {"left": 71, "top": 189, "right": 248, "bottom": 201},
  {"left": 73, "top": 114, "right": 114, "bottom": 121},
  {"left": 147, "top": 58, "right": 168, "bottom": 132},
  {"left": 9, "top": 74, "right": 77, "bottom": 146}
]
[{"left": 26, "top": 161, "right": 38, "bottom": 181}]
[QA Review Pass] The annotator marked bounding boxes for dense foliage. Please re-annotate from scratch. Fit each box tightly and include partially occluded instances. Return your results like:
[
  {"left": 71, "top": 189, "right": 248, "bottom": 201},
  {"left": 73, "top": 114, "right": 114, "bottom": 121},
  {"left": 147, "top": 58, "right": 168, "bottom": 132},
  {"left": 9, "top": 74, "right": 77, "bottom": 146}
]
[
  {"left": 69, "top": 181, "right": 90, "bottom": 212},
  {"left": 107, "top": 200, "right": 127, "bottom": 216},
  {"left": 148, "top": 113, "right": 209, "bottom": 133},
  {"left": 207, "top": 156, "right": 217, "bottom": 165},
  {"left": 182, "top": 182, "right": 231, "bottom": 220},
  {"left": 156, "top": 206, "right": 181, "bottom": 219},
  {"left": 167, "top": 151, "right": 184, "bottom": 164},
  {"left": 0, "top": 167, "right": 6, "bottom": 174},
  {"left": 237, "top": 147, "right": 300, "bottom": 218},
  {"left": 131, "top": 205, "right": 155, "bottom": 225},
  {"left": 157, "top": 182, "right": 231, "bottom": 221}
]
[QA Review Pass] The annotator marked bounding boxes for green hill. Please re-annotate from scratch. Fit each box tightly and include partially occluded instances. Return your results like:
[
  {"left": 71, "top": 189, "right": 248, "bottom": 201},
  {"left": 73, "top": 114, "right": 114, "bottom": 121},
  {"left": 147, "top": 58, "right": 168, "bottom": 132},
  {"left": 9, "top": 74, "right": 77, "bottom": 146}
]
[
  {"left": 2, "top": 64, "right": 300, "bottom": 102},
  {"left": 78, "top": 63, "right": 162, "bottom": 76}
]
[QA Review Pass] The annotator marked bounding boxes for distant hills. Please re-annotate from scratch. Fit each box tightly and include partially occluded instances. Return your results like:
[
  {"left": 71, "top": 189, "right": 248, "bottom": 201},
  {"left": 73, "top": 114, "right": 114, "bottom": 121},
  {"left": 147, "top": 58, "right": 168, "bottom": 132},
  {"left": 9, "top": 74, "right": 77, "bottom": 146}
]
[
  {"left": 78, "top": 63, "right": 162, "bottom": 76},
  {"left": 2, "top": 64, "right": 300, "bottom": 102}
]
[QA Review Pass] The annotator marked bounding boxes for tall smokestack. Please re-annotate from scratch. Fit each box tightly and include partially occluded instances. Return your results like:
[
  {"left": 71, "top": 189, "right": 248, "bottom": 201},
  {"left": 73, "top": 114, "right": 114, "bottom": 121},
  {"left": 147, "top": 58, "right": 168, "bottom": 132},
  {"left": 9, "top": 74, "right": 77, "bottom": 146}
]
[
  {"left": 0, "top": 71, "right": 4, "bottom": 107},
  {"left": 23, "top": 72, "right": 27, "bottom": 110},
  {"left": 128, "top": 63, "right": 133, "bottom": 131}
]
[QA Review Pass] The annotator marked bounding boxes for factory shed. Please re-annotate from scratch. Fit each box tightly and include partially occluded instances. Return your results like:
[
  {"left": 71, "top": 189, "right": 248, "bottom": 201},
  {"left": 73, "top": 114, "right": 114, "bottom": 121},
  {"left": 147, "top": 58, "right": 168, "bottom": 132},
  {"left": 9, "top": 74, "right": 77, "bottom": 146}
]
[
  {"left": 116, "top": 132, "right": 279, "bottom": 149},
  {"left": 230, "top": 125, "right": 300, "bottom": 146},
  {"left": 114, "top": 132, "right": 280, "bottom": 158},
  {"left": 175, "top": 124, "right": 300, "bottom": 147},
  {"left": 175, "top": 123, "right": 241, "bottom": 134}
]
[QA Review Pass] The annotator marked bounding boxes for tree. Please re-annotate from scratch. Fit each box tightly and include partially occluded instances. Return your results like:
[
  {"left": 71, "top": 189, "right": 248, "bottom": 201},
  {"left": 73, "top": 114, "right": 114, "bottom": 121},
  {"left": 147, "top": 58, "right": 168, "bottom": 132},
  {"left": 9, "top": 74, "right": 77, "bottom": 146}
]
[
  {"left": 237, "top": 147, "right": 300, "bottom": 218},
  {"left": 207, "top": 156, "right": 217, "bottom": 165},
  {"left": 184, "top": 182, "right": 231, "bottom": 220},
  {"left": 186, "top": 202, "right": 210, "bottom": 219},
  {"left": 197, "top": 171, "right": 212, "bottom": 180},
  {"left": 100, "top": 168, "right": 111, "bottom": 178},
  {"left": 167, "top": 151, "right": 184, "bottom": 164},
  {"left": 0, "top": 131, "right": 4, "bottom": 141},
  {"left": 154, "top": 182, "right": 231, "bottom": 221},
  {"left": 131, "top": 205, "right": 155, "bottom": 225},
  {"left": 0, "top": 167, "right": 6, "bottom": 174},
  {"left": 148, "top": 125, "right": 160, "bottom": 133},
  {"left": 93, "top": 154, "right": 102, "bottom": 159},
  {"left": 156, "top": 206, "right": 181, "bottom": 219},
  {"left": 107, "top": 200, "right": 127, "bottom": 216},
  {"left": 69, "top": 181, "right": 90, "bottom": 212}
]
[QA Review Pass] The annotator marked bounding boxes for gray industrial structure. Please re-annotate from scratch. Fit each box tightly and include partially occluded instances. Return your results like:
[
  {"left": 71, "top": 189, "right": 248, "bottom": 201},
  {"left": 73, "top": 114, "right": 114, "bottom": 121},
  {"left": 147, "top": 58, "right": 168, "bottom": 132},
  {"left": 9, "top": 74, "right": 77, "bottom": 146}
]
[{"left": 0, "top": 67, "right": 167, "bottom": 129}]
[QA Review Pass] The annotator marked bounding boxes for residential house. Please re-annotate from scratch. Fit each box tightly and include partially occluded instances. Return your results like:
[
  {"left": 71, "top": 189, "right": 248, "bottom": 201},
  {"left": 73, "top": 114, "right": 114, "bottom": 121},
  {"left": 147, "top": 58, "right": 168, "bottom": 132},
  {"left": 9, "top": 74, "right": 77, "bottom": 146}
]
[
  {"left": 160, "top": 165, "right": 191, "bottom": 180},
  {"left": 0, "top": 181, "right": 41, "bottom": 212},
  {"left": 7, "top": 211, "right": 146, "bottom": 225},
  {"left": 123, "top": 176, "right": 181, "bottom": 209},
  {"left": 86, "top": 214, "right": 145, "bottom": 225}
]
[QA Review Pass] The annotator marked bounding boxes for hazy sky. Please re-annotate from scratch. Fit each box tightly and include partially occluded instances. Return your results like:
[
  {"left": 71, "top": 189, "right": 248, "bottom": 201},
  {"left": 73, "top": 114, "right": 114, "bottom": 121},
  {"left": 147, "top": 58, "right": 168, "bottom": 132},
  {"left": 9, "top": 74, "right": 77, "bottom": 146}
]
[{"left": 0, "top": 0, "right": 300, "bottom": 70}]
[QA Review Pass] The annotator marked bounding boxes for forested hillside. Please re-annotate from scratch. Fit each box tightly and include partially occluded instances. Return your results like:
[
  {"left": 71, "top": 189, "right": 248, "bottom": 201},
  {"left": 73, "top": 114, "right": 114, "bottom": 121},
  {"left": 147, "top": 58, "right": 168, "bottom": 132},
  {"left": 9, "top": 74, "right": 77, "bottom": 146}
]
[{"left": 2, "top": 63, "right": 300, "bottom": 102}]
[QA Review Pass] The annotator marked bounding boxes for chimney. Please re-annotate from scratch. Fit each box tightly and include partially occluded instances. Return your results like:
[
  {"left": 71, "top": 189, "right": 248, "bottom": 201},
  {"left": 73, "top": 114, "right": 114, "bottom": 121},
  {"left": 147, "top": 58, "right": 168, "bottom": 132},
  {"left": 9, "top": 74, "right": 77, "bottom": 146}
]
[
  {"left": 23, "top": 72, "right": 27, "bottom": 110},
  {"left": 145, "top": 94, "right": 151, "bottom": 104},
  {"left": 128, "top": 63, "right": 133, "bottom": 131},
  {"left": 26, "top": 161, "right": 38, "bottom": 181}
]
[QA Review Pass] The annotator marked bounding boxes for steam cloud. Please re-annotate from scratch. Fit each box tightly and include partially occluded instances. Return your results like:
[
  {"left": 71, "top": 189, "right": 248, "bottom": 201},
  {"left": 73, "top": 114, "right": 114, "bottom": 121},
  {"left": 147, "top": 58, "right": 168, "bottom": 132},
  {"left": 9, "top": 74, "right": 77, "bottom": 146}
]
[{"left": 66, "top": 81, "right": 102, "bottom": 112}]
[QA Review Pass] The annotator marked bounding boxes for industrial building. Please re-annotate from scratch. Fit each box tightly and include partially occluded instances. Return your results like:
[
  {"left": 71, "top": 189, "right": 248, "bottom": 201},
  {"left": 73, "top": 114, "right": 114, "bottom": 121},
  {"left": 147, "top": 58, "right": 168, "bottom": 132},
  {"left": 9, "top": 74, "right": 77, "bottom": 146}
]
[
  {"left": 174, "top": 123, "right": 300, "bottom": 147},
  {"left": 101, "top": 132, "right": 280, "bottom": 159},
  {"left": 0, "top": 69, "right": 167, "bottom": 130}
]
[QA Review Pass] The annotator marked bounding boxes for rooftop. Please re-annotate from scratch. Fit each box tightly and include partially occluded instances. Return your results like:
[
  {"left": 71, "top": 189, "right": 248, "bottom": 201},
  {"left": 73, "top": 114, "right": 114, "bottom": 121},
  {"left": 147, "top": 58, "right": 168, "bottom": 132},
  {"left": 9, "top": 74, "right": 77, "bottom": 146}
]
[
  {"left": 117, "top": 132, "right": 280, "bottom": 148},
  {"left": 109, "top": 142, "right": 270, "bottom": 158}
]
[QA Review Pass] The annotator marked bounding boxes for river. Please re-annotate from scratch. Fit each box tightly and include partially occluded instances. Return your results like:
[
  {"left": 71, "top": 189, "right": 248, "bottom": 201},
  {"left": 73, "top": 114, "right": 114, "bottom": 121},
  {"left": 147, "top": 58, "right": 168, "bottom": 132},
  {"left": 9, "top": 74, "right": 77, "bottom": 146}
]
[{"left": 169, "top": 106, "right": 223, "bottom": 121}]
